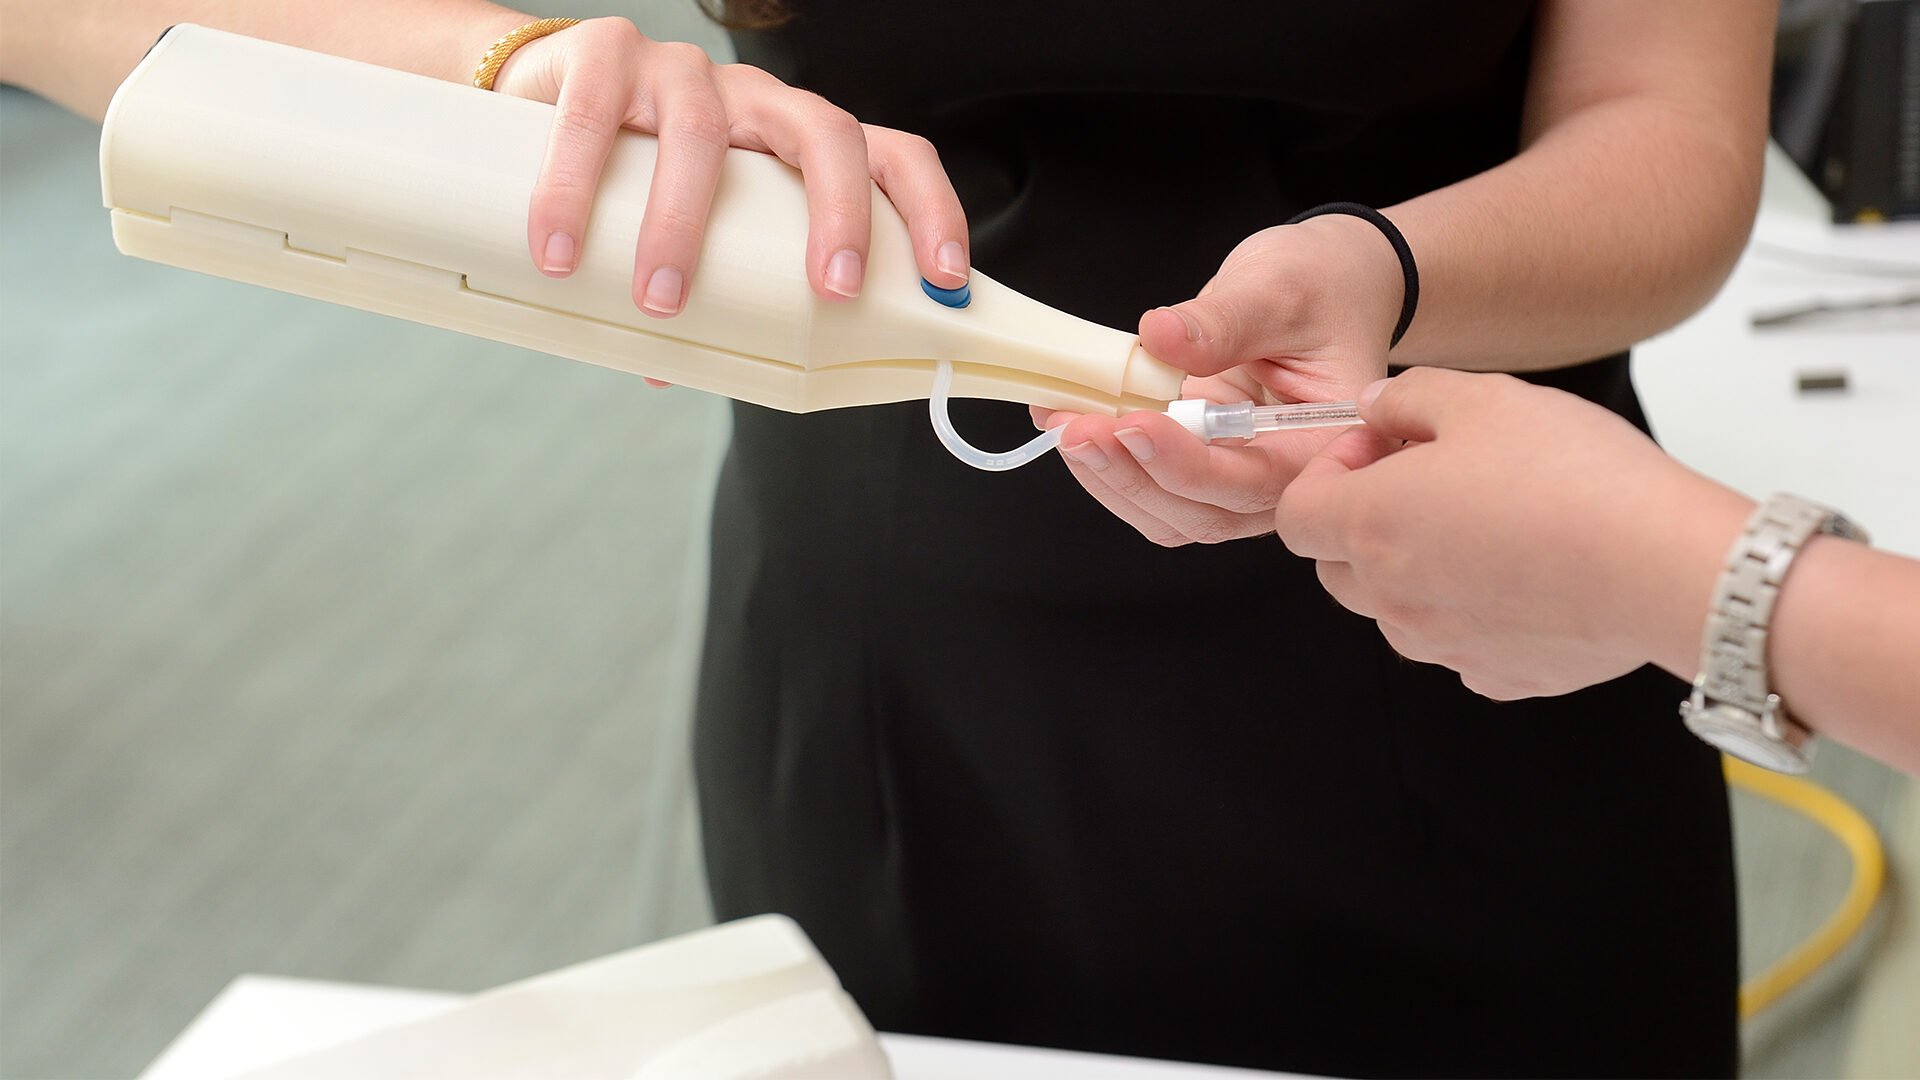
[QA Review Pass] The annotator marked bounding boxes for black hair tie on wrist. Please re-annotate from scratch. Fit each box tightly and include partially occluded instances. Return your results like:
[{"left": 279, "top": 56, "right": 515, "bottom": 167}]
[{"left": 1284, "top": 201, "right": 1419, "bottom": 349}]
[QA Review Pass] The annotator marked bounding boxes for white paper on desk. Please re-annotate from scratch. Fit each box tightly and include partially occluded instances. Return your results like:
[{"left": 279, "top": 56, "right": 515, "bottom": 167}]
[{"left": 228, "top": 914, "right": 892, "bottom": 1080}]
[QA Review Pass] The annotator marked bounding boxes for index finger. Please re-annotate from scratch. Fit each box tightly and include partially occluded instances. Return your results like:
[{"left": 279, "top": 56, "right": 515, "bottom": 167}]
[{"left": 1086, "top": 409, "right": 1292, "bottom": 516}]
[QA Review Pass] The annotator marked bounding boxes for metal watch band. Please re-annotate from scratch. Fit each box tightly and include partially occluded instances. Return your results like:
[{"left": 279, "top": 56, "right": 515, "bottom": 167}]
[{"left": 1681, "top": 493, "right": 1868, "bottom": 771}]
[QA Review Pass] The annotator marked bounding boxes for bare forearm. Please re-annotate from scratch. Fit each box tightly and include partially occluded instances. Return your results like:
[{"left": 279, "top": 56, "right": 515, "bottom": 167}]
[
  {"left": 1641, "top": 488, "right": 1920, "bottom": 773},
  {"left": 1382, "top": 0, "right": 1775, "bottom": 372},
  {"left": 1386, "top": 102, "right": 1763, "bottom": 371},
  {"left": 0, "top": 0, "right": 529, "bottom": 120},
  {"left": 1762, "top": 541, "right": 1920, "bottom": 773}
]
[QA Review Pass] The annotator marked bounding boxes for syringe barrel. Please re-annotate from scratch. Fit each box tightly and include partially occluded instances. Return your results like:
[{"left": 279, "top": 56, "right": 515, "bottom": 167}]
[
  {"left": 1168, "top": 397, "right": 1363, "bottom": 442},
  {"left": 1249, "top": 401, "right": 1363, "bottom": 431}
]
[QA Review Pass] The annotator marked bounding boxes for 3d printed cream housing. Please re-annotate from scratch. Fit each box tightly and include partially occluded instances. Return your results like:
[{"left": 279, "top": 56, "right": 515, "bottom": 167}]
[
  {"left": 227, "top": 915, "right": 893, "bottom": 1079},
  {"left": 100, "top": 26, "right": 1184, "bottom": 416}
]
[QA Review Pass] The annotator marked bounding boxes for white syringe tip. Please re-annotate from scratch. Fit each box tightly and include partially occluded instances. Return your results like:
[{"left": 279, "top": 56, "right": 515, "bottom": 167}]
[{"left": 1165, "top": 399, "right": 1211, "bottom": 441}]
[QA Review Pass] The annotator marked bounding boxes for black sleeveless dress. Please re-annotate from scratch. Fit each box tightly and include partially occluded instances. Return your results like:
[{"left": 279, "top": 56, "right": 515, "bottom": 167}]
[{"left": 694, "top": 4, "right": 1738, "bottom": 1075}]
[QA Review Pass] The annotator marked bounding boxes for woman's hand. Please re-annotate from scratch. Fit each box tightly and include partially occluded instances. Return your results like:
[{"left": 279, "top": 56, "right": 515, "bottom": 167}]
[
  {"left": 1275, "top": 367, "right": 1755, "bottom": 700},
  {"left": 491, "top": 17, "right": 969, "bottom": 317},
  {"left": 1031, "top": 215, "right": 1401, "bottom": 545}
]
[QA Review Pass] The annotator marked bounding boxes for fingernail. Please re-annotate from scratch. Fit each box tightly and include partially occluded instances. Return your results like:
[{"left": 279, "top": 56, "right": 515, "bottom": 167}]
[
  {"left": 936, "top": 240, "right": 968, "bottom": 281},
  {"left": 1113, "top": 427, "right": 1156, "bottom": 463},
  {"left": 1163, "top": 306, "right": 1200, "bottom": 343},
  {"left": 1358, "top": 378, "right": 1390, "bottom": 411},
  {"left": 1061, "top": 441, "right": 1109, "bottom": 470},
  {"left": 825, "top": 248, "right": 863, "bottom": 298},
  {"left": 642, "top": 266, "right": 684, "bottom": 316},
  {"left": 541, "top": 231, "right": 575, "bottom": 275}
]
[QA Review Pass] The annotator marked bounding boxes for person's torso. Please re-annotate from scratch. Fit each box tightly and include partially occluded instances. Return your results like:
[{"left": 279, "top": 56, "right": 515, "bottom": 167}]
[
  {"left": 714, "top": 0, "right": 1641, "bottom": 604},
  {"left": 735, "top": 0, "right": 1536, "bottom": 322}
]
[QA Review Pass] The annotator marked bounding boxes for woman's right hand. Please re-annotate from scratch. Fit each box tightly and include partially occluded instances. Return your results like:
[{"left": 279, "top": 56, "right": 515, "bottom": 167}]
[{"left": 489, "top": 16, "right": 969, "bottom": 317}]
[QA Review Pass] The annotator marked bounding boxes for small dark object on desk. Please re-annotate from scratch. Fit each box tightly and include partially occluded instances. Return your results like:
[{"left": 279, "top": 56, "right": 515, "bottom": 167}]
[{"left": 1796, "top": 370, "right": 1851, "bottom": 393}]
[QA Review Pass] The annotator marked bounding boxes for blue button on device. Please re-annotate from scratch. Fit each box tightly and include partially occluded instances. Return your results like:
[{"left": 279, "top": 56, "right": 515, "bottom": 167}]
[{"left": 921, "top": 278, "right": 971, "bottom": 308}]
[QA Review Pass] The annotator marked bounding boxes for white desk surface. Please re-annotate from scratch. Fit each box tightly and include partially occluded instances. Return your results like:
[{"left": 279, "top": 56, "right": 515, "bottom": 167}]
[
  {"left": 141, "top": 975, "right": 1302, "bottom": 1080},
  {"left": 1633, "top": 147, "right": 1919, "bottom": 557}
]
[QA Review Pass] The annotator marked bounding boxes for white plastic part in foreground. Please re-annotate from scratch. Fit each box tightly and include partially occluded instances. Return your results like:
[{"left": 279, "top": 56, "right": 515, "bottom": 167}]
[
  {"left": 100, "top": 25, "right": 1184, "bottom": 418},
  {"left": 226, "top": 914, "right": 892, "bottom": 1079}
]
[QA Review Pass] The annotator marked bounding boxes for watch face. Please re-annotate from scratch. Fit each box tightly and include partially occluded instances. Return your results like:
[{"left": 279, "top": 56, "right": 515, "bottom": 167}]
[{"left": 1684, "top": 705, "right": 1812, "bottom": 774}]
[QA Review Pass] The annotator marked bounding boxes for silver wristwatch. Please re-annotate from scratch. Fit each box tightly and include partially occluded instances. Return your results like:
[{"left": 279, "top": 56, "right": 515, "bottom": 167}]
[{"left": 1680, "top": 493, "right": 1869, "bottom": 774}]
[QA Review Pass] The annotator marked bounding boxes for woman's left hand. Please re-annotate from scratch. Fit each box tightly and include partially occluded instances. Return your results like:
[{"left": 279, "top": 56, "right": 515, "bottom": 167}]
[
  {"left": 1033, "top": 215, "right": 1403, "bottom": 546},
  {"left": 1275, "top": 367, "right": 1755, "bottom": 700}
]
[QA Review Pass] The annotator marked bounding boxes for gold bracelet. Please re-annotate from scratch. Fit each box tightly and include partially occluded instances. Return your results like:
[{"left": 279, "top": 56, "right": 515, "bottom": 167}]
[{"left": 472, "top": 17, "right": 582, "bottom": 91}]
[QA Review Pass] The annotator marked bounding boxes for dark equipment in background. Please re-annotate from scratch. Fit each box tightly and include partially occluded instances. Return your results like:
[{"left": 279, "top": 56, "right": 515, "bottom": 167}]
[{"left": 1774, "top": 0, "right": 1920, "bottom": 223}]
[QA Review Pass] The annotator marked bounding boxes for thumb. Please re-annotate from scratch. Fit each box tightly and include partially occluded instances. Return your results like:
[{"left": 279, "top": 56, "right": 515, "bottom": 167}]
[
  {"left": 1139, "top": 267, "right": 1304, "bottom": 378},
  {"left": 1318, "top": 423, "right": 1402, "bottom": 474},
  {"left": 1274, "top": 427, "right": 1388, "bottom": 559},
  {"left": 1283, "top": 423, "right": 1397, "bottom": 501},
  {"left": 1356, "top": 367, "right": 1485, "bottom": 443}
]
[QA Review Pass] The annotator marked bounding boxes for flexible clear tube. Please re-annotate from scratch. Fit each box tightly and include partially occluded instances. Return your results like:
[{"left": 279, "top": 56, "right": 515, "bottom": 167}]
[
  {"left": 929, "top": 359, "right": 1065, "bottom": 471},
  {"left": 931, "top": 366, "right": 1370, "bottom": 471}
]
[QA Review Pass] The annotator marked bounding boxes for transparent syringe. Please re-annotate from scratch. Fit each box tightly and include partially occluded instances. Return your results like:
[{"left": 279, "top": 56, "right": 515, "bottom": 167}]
[{"left": 1165, "top": 398, "right": 1365, "bottom": 442}]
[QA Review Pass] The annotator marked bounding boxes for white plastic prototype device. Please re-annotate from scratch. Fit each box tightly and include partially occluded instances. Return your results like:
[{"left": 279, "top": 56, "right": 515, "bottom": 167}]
[
  {"left": 229, "top": 915, "right": 891, "bottom": 1079},
  {"left": 100, "top": 26, "right": 1185, "bottom": 424}
]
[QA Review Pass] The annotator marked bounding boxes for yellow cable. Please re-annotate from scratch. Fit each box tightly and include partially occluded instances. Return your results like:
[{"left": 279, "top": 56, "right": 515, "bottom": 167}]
[{"left": 1725, "top": 756, "right": 1887, "bottom": 1019}]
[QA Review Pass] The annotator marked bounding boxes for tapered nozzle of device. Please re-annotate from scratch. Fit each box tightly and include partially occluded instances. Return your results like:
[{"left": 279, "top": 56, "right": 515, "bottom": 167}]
[{"left": 1165, "top": 398, "right": 1366, "bottom": 442}]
